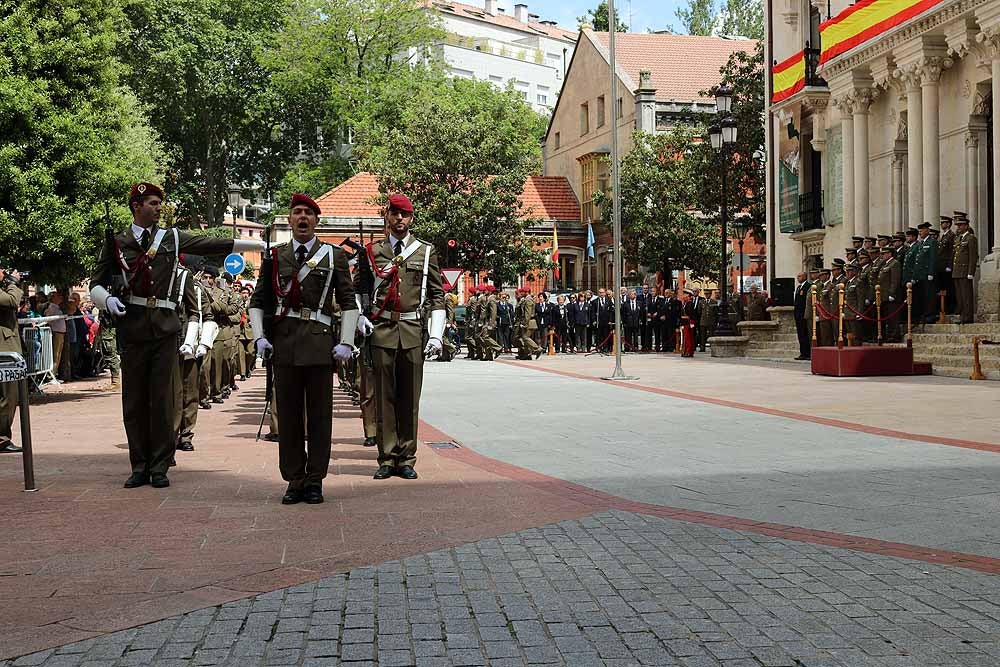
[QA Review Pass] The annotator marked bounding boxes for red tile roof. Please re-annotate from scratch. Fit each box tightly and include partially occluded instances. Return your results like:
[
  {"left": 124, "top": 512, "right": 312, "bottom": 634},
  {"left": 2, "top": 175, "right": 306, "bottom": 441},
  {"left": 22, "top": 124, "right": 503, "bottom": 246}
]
[
  {"left": 591, "top": 32, "right": 756, "bottom": 104},
  {"left": 315, "top": 172, "right": 381, "bottom": 218},
  {"left": 317, "top": 173, "right": 579, "bottom": 222},
  {"left": 424, "top": 0, "right": 577, "bottom": 41},
  {"left": 519, "top": 176, "right": 580, "bottom": 221}
]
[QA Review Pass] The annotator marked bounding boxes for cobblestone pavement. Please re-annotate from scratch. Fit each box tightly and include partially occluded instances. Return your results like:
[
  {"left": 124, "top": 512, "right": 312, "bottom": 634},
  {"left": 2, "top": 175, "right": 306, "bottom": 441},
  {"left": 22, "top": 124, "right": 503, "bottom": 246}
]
[{"left": 11, "top": 510, "right": 1000, "bottom": 667}]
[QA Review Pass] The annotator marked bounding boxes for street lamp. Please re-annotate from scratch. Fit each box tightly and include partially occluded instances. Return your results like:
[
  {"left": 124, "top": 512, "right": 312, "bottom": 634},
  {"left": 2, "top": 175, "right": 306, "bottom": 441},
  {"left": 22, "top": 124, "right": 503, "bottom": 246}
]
[{"left": 709, "top": 83, "right": 739, "bottom": 337}]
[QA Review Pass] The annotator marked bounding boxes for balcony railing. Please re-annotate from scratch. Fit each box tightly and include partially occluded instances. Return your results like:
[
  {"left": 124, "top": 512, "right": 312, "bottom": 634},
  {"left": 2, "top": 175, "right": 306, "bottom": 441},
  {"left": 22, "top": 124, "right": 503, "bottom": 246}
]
[
  {"left": 804, "top": 44, "right": 827, "bottom": 88},
  {"left": 799, "top": 191, "right": 824, "bottom": 231}
]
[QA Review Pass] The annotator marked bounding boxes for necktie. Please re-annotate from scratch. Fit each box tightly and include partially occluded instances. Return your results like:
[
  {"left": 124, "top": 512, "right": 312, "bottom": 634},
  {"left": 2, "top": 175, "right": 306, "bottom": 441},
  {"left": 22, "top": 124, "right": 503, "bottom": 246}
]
[
  {"left": 295, "top": 245, "right": 307, "bottom": 266},
  {"left": 394, "top": 239, "right": 403, "bottom": 257},
  {"left": 140, "top": 229, "right": 150, "bottom": 251}
]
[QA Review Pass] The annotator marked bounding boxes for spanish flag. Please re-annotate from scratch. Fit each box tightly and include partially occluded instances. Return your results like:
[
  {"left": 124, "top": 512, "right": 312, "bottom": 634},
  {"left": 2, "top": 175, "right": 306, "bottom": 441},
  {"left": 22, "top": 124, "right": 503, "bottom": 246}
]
[
  {"left": 820, "top": 0, "right": 946, "bottom": 65},
  {"left": 771, "top": 51, "right": 805, "bottom": 104},
  {"left": 552, "top": 223, "right": 560, "bottom": 280}
]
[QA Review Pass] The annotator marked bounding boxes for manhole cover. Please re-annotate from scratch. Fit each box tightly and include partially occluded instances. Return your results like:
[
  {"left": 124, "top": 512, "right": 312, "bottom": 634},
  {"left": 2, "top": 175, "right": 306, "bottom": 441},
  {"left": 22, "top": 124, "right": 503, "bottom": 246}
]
[{"left": 427, "top": 442, "right": 460, "bottom": 450}]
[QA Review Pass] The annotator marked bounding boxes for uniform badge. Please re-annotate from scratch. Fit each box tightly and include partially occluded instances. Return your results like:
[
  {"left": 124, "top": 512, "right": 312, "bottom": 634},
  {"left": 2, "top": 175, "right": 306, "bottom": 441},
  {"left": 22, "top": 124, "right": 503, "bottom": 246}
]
[
  {"left": 392, "top": 255, "right": 405, "bottom": 267},
  {"left": 307, "top": 258, "right": 319, "bottom": 269},
  {"left": 137, "top": 184, "right": 147, "bottom": 194}
]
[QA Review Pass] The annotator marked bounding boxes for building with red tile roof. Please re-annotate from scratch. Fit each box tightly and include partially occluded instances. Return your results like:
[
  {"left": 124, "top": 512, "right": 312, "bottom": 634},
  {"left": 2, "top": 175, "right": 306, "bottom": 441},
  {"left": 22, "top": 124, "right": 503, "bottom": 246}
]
[{"left": 542, "top": 29, "right": 756, "bottom": 290}]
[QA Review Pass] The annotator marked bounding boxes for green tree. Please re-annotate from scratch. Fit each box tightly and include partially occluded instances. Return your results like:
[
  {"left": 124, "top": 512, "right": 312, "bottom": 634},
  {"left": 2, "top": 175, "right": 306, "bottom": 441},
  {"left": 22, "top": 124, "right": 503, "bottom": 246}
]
[
  {"left": 719, "top": 0, "right": 764, "bottom": 39},
  {"left": 120, "top": 0, "right": 291, "bottom": 228},
  {"left": 578, "top": 1, "right": 628, "bottom": 31},
  {"left": 675, "top": 0, "right": 717, "bottom": 35},
  {"left": 594, "top": 128, "right": 720, "bottom": 282},
  {"left": 360, "top": 78, "right": 550, "bottom": 287},
  {"left": 0, "top": 0, "right": 165, "bottom": 285}
]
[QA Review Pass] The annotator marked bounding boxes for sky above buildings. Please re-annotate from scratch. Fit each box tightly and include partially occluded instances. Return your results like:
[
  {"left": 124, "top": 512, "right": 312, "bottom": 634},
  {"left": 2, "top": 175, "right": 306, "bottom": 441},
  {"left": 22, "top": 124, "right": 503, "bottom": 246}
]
[{"left": 491, "top": 0, "right": 682, "bottom": 35}]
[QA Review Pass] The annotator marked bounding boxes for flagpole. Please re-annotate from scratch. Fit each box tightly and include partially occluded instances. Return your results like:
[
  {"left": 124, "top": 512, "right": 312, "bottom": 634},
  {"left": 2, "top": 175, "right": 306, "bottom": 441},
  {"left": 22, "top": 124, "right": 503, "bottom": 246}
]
[{"left": 603, "top": 0, "right": 635, "bottom": 381}]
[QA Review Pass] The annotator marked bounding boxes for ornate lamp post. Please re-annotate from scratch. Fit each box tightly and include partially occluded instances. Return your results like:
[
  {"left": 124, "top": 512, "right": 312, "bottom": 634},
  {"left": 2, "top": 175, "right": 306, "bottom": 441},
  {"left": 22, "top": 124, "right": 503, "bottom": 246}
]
[{"left": 708, "top": 84, "right": 739, "bottom": 336}]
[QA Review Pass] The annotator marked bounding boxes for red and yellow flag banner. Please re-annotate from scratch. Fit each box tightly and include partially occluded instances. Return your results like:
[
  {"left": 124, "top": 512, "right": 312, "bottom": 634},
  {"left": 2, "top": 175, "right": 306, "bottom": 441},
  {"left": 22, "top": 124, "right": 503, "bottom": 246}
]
[
  {"left": 819, "top": 0, "right": 946, "bottom": 65},
  {"left": 772, "top": 51, "right": 805, "bottom": 103}
]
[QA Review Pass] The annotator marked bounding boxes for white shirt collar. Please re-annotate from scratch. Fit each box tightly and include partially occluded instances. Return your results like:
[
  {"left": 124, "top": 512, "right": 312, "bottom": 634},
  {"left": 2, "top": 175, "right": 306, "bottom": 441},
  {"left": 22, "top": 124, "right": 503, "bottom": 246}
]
[
  {"left": 131, "top": 223, "right": 155, "bottom": 241},
  {"left": 292, "top": 237, "right": 317, "bottom": 253},
  {"left": 388, "top": 233, "right": 412, "bottom": 250}
]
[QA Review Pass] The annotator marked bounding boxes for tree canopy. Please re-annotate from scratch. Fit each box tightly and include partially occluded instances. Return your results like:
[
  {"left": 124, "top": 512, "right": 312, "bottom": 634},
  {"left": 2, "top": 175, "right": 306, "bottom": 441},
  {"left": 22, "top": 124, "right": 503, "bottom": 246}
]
[
  {"left": 578, "top": 1, "right": 629, "bottom": 32},
  {"left": 360, "top": 77, "right": 550, "bottom": 287},
  {"left": 675, "top": 0, "right": 717, "bottom": 35}
]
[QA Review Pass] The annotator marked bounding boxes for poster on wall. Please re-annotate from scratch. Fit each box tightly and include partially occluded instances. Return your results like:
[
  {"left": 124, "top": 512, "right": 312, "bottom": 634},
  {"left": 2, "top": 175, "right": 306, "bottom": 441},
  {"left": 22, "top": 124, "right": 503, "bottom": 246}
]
[
  {"left": 778, "top": 107, "right": 801, "bottom": 233},
  {"left": 825, "top": 125, "right": 843, "bottom": 227}
]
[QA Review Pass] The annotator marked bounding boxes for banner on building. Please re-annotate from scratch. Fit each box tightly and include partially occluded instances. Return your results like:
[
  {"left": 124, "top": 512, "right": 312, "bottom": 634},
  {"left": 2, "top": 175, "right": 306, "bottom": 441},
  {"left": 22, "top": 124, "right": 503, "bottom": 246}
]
[
  {"left": 825, "top": 126, "right": 843, "bottom": 227},
  {"left": 778, "top": 107, "right": 801, "bottom": 234},
  {"left": 819, "top": 0, "right": 947, "bottom": 65},
  {"left": 772, "top": 51, "right": 805, "bottom": 104}
]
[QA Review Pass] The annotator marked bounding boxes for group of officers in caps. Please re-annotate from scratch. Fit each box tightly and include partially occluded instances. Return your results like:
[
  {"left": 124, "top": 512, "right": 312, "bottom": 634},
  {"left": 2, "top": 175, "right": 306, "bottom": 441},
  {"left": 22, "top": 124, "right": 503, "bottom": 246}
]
[
  {"left": 801, "top": 211, "right": 980, "bottom": 350},
  {"left": 90, "top": 185, "right": 445, "bottom": 504},
  {"left": 460, "top": 284, "right": 544, "bottom": 361}
]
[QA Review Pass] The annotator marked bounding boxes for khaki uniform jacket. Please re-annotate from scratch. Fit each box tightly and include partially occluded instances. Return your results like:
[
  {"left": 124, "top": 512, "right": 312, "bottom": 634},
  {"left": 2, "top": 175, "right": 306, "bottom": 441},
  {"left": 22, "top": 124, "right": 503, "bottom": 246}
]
[
  {"left": 877, "top": 258, "right": 902, "bottom": 303},
  {"left": 843, "top": 277, "right": 862, "bottom": 321},
  {"left": 0, "top": 281, "right": 23, "bottom": 353},
  {"left": 484, "top": 295, "right": 498, "bottom": 332},
  {"left": 355, "top": 237, "right": 444, "bottom": 350},
  {"left": 953, "top": 231, "right": 979, "bottom": 277},
  {"left": 251, "top": 241, "right": 356, "bottom": 366},
  {"left": 89, "top": 228, "right": 237, "bottom": 343},
  {"left": 515, "top": 296, "right": 533, "bottom": 327},
  {"left": 859, "top": 263, "right": 876, "bottom": 305},
  {"left": 210, "top": 286, "right": 238, "bottom": 341},
  {"left": 914, "top": 236, "right": 937, "bottom": 278},
  {"left": 746, "top": 293, "right": 767, "bottom": 320},
  {"left": 174, "top": 269, "right": 213, "bottom": 329}
]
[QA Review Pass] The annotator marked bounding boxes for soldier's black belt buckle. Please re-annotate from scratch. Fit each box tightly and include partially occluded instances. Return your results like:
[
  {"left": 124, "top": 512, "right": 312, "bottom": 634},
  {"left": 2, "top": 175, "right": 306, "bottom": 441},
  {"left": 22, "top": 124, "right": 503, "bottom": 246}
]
[
  {"left": 301, "top": 307, "right": 313, "bottom": 320},
  {"left": 146, "top": 296, "right": 157, "bottom": 308}
]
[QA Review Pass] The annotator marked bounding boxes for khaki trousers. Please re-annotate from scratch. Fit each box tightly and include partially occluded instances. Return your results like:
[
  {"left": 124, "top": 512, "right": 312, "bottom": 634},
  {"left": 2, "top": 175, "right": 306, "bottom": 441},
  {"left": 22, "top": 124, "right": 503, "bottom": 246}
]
[
  {"left": 121, "top": 336, "right": 179, "bottom": 475},
  {"left": 0, "top": 377, "right": 18, "bottom": 446},
  {"left": 372, "top": 344, "right": 423, "bottom": 468},
  {"left": 177, "top": 356, "right": 200, "bottom": 445},
  {"left": 274, "top": 363, "right": 333, "bottom": 489},
  {"left": 50, "top": 331, "right": 65, "bottom": 379},
  {"left": 955, "top": 277, "right": 975, "bottom": 323},
  {"left": 210, "top": 341, "right": 226, "bottom": 397},
  {"left": 360, "top": 363, "right": 377, "bottom": 439}
]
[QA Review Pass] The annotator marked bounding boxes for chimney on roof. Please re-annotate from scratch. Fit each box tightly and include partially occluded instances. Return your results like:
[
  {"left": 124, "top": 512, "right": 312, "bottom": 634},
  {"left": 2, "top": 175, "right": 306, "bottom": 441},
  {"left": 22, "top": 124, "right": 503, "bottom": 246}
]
[
  {"left": 635, "top": 70, "right": 657, "bottom": 134},
  {"left": 514, "top": 3, "right": 528, "bottom": 22},
  {"left": 484, "top": 0, "right": 496, "bottom": 15}
]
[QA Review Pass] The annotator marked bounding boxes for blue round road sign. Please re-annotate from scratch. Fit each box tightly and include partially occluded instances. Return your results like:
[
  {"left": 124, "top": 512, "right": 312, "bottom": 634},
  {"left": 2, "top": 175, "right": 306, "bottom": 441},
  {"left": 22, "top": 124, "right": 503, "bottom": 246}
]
[{"left": 224, "top": 253, "right": 245, "bottom": 276}]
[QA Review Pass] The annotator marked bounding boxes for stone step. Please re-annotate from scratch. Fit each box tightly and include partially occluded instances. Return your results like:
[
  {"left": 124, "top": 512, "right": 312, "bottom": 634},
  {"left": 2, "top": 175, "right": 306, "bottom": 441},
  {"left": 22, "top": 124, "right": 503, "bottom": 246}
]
[
  {"left": 910, "top": 333, "right": 1000, "bottom": 344},
  {"left": 920, "top": 323, "right": 1000, "bottom": 334},
  {"left": 912, "top": 352, "right": 1000, "bottom": 373},
  {"left": 922, "top": 364, "right": 1000, "bottom": 381},
  {"left": 910, "top": 343, "right": 1000, "bottom": 357},
  {"left": 746, "top": 341, "right": 799, "bottom": 353},
  {"left": 745, "top": 349, "right": 801, "bottom": 360}
]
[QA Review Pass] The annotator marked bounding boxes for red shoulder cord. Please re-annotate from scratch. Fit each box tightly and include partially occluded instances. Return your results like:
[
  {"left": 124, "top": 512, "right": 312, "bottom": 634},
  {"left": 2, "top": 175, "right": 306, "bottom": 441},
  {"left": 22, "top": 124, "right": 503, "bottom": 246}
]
[
  {"left": 114, "top": 239, "right": 154, "bottom": 296},
  {"left": 366, "top": 242, "right": 401, "bottom": 320},
  {"left": 270, "top": 246, "right": 302, "bottom": 320}
]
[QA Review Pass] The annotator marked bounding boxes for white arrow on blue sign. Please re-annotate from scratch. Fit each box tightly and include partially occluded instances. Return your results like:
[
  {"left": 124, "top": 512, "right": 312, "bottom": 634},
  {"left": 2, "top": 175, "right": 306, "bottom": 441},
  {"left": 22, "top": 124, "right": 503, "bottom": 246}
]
[{"left": 224, "top": 253, "right": 245, "bottom": 276}]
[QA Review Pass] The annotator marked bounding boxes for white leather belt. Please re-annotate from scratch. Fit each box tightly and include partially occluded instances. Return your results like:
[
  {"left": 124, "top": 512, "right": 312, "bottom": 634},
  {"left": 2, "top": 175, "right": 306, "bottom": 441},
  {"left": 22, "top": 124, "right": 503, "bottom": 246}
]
[
  {"left": 128, "top": 295, "right": 177, "bottom": 310},
  {"left": 285, "top": 308, "right": 333, "bottom": 326},
  {"left": 377, "top": 311, "right": 421, "bottom": 322}
]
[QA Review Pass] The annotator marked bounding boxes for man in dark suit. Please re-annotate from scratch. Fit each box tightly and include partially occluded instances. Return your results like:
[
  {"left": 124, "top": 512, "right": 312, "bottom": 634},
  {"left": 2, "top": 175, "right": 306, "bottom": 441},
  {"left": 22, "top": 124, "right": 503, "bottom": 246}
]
[
  {"left": 552, "top": 295, "right": 571, "bottom": 352},
  {"left": 497, "top": 292, "right": 514, "bottom": 352},
  {"left": 534, "top": 293, "right": 548, "bottom": 348},
  {"left": 793, "top": 271, "right": 812, "bottom": 360},
  {"left": 569, "top": 292, "right": 590, "bottom": 351},
  {"left": 663, "top": 289, "right": 682, "bottom": 352},
  {"left": 636, "top": 284, "right": 651, "bottom": 351},
  {"left": 622, "top": 289, "right": 641, "bottom": 350},
  {"left": 593, "top": 288, "right": 613, "bottom": 352}
]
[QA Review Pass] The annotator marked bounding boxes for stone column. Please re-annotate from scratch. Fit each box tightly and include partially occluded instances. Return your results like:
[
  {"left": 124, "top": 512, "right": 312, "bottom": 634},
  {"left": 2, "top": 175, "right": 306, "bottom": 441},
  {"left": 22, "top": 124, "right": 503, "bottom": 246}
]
[
  {"left": 965, "top": 131, "right": 980, "bottom": 236},
  {"left": 974, "top": 27, "right": 1000, "bottom": 321},
  {"left": 992, "top": 56, "right": 1000, "bottom": 253},
  {"left": 920, "top": 58, "right": 949, "bottom": 224},
  {"left": 852, "top": 89, "right": 876, "bottom": 238},
  {"left": 891, "top": 152, "right": 906, "bottom": 233},
  {"left": 835, "top": 97, "right": 855, "bottom": 238},
  {"left": 895, "top": 66, "right": 923, "bottom": 227}
]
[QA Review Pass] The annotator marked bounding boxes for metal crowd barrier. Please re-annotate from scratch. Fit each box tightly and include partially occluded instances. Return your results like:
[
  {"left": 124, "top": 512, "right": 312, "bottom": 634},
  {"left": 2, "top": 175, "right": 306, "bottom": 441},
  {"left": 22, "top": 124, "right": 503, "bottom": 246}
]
[
  {"left": 0, "top": 351, "right": 35, "bottom": 491},
  {"left": 18, "top": 325, "right": 55, "bottom": 391}
]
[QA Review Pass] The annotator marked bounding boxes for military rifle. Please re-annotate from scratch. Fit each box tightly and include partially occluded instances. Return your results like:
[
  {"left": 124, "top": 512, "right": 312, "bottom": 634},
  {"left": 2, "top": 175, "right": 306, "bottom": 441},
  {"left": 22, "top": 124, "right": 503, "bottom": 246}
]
[{"left": 255, "top": 222, "right": 275, "bottom": 442}]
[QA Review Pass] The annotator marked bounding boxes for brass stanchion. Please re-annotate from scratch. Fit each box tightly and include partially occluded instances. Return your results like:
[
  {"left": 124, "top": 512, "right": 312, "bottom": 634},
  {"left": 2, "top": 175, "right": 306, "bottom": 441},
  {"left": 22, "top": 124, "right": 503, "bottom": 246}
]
[
  {"left": 837, "top": 283, "right": 845, "bottom": 349},
  {"left": 938, "top": 291, "right": 947, "bottom": 324},
  {"left": 970, "top": 336, "right": 986, "bottom": 380},
  {"left": 547, "top": 329, "right": 556, "bottom": 356},
  {"left": 875, "top": 285, "right": 883, "bottom": 346},
  {"left": 906, "top": 282, "right": 913, "bottom": 348},
  {"left": 811, "top": 284, "right": 818, "bottom": 347}
]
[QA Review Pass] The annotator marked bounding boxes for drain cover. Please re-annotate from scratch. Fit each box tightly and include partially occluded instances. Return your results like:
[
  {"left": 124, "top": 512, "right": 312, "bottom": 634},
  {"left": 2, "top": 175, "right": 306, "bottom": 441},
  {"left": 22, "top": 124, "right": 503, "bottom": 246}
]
[{"left": 427, "top": 442, "right": 460, "bottom": 450}]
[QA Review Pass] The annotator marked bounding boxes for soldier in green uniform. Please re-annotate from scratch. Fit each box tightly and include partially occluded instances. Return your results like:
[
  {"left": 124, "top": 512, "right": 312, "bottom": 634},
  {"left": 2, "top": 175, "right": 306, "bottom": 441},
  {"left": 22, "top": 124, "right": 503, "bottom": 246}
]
[
  {"left": 174, "top": 260, "right": 216, "bottom": 454},
  {"left": 97, "top": 312, "right": 121, "bottom": 388},
  {"left": 479, "top": 285, "right": 502, "bottom": 361},
  {"left": 0, "top": 268, "right": 23, "bottom": 453},
  {"left": 857, "top": 249, "right": 876, "bottom": 342},
  {"left": 877, "top": 245, "right": 903, "bottom": 341},
  {"left": 938, "top": 216, "right": 956, "bottom": 314},
  {"left": 220, "top": 273, "right": 242, "bottom": 393},
  {"left": 842, "top": 262, "right": 863, "bottom": 345},
  {"left": 815, "top": 268, "right": 833, "bottom": 346},
  {"left": 90, "top": 182, "right": 263, "bottom": 488},
  {"left": 913, "top": 221, "right": 938, "bottom": 323},
  {"left": 250, "top": 193, "right": 358, "bottom": 504},
  {"left": 196, "top": 268, "right": 219, "bottom": 410},
  {"left": 352, "top": 194, "right": 445, "bottom": 481},
  {"left": 237, "top": 284, "right": 254, "bottom": 379},
  {"left": 901, "top": 227, "right": 918, "bottom": 286},
  {"left": 514, "top": 288, "right": 541, "bottom": 359},
  {"left": 207, "top": 273, "right": 237, "bottom": 402},
  {"left": 952, "top": 213, "right": 978, "bottom": 324},
  {"left": 465, "top": 287, "right": 480, "bottom": 359}
]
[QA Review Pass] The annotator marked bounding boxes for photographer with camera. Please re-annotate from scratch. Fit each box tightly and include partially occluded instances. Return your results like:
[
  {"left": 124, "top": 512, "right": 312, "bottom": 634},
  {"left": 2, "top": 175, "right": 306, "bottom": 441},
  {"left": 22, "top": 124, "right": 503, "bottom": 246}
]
[{"left": 0, "top": 268, "right": 24, "bottom": 453}]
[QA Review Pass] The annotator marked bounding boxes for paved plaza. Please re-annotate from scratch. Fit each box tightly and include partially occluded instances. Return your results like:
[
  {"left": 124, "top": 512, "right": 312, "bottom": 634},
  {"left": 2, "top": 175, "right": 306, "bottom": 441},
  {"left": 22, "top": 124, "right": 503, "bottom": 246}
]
[{"left": 3, "top": 353, "right": 1000, "bottom": 666}]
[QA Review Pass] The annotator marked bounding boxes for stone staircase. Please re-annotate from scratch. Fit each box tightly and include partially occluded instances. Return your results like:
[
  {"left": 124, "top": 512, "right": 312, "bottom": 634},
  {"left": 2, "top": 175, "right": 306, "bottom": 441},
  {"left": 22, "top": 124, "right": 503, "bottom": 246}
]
[
  {"left": 738, "top": 307, "right": 803, "bottom": 361},
  {"left": 905, "top": 323, "right": 1000, "bottom": 380}
]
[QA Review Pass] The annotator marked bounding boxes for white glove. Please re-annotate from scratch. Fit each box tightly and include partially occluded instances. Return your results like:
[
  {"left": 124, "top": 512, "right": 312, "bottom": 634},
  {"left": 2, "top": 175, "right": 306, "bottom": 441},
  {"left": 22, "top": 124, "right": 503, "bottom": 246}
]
[
  {"left": 424, "top": 337, "right": 443, "bottom": 357},
  {"left": 946, "top": 267, "right": 952, "bottom": 272},
  {"left": 256, "top": 338, "right": 273, "bottom": 356},
  {"left": 888, "top": 296, "right": 895, "bottom": 302},
  {"left": 333, "top": 343, "right": 353, "bottom": 362},
  {"left": 968, "top": 275, "right": 974, "bottom": 280},
  {"left": 927, "top": 275, "right": 934, "bottom": 281},
  {"left": 179, "top": 344, "right": 195, "bottom": 359},
  {"left": 106, "top": 296, "right": 126, "bottom": 316},
  {"left": 357, "top": 314, "right": 374, "bottom": 337},
  {"left": 195, "top": 344, "right": 209, "bottom": 358}
]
